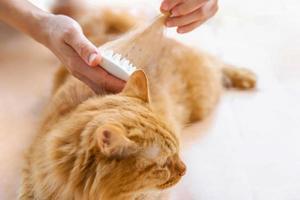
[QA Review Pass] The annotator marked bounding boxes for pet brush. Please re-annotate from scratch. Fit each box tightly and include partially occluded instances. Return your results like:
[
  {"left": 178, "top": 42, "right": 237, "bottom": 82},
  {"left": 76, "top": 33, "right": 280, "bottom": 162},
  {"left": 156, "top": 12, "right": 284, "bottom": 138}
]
[
  {"left": 99, "top": 50, "right": 137, "bottom": 81},
  {"left": 98, "top": 15, "right": 166, "bottom": 81}
]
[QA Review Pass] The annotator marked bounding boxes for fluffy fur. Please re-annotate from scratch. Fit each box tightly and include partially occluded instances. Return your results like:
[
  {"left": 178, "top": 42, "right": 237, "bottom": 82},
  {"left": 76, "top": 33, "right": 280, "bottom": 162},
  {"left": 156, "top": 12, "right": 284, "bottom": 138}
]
[{"left": 19, "top": 10, "right": 256, "bottom": 200}]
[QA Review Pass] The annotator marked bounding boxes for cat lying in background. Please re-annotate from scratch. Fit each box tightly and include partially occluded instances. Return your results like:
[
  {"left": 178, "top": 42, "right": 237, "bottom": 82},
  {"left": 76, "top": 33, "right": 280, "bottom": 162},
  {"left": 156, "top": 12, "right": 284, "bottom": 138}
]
[{"left": 19, "top": 10, "right": 256, "bottom": 200}]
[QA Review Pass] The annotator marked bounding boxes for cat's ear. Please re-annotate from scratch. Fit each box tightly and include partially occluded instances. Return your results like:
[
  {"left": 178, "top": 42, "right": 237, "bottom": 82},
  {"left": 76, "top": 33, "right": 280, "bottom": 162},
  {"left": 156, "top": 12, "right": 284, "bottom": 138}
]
[
  {"left": 96, "top": 124, "right": 138, "bottom": 158},
  {"left": 121, "top": 70, "right": 149, "bottom": 103}
]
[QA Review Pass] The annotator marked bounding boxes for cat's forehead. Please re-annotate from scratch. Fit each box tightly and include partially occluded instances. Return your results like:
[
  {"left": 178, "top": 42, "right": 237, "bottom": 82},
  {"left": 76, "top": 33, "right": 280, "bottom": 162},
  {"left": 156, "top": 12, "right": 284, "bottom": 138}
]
[
  {"left": 143, "top": 144, "right": 161, "bottom": 159},
  {"left": 141, "top": 123, "right": 179, "bottom": 157},
  {"left": 99, "top": 97, "right": 179, "bottom": 153},
  {"left": 138, "top": 116, "right": 179, "bottom": 154}
]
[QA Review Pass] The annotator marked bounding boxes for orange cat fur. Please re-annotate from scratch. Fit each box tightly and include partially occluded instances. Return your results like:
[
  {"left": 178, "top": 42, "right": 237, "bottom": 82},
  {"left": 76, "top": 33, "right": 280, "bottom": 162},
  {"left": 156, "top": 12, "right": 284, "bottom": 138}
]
[{"left": 19, "top": 10, "right": 256, "bottom": 200}]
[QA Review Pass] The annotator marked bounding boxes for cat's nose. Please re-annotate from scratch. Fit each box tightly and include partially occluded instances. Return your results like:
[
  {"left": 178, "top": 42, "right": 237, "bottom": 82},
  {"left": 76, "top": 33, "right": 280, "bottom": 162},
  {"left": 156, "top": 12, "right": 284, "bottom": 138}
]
[{"left": 176, "top": 160, "right": 186, "bottom": 176}]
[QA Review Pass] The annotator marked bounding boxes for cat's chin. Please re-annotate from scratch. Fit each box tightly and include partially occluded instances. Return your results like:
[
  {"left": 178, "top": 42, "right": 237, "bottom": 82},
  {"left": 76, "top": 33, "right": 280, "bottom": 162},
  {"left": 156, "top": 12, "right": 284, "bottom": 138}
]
[{"left": 157, "top": 175, "right": 182, "bottom": 189}]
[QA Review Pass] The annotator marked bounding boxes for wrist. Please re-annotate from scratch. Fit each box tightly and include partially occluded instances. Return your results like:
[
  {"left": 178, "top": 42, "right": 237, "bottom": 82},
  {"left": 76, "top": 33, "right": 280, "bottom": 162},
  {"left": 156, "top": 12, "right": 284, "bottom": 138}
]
[{"left": 26, "top": 11, "right": 53, "bottom": 45}]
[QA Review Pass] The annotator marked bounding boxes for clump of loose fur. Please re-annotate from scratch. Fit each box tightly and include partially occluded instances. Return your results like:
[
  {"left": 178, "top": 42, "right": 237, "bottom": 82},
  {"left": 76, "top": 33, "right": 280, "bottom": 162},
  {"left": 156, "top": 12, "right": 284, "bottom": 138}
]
[{"left": 19, "top": 9, "right": 256, "bottom": 200}]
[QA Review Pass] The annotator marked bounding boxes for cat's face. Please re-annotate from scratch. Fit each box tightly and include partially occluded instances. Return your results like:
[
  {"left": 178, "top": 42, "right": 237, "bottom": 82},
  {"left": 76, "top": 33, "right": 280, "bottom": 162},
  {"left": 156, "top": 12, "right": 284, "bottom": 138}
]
[{"left": 89, "top": 71, "right": 186, "bottom": 195}]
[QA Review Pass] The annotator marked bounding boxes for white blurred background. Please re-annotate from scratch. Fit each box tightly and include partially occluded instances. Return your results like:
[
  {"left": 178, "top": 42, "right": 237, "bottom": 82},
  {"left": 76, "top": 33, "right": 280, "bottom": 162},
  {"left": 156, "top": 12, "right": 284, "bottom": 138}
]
[{"left": 1, "top": 0, "right": 300, "bottom": 199}]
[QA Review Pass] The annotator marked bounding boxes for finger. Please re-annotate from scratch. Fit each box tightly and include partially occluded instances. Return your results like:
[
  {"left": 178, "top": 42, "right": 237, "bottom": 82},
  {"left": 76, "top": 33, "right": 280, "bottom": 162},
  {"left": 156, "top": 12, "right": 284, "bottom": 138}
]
[
  {"left": 61, "top": 44, "right": 125, "bottom": 93},
  {"left": 176, "top": 1, "right": 218, "bottom": 33},
  {"left": 73, "top": 72, "right": 100, "bottom": 94},
  {"left": 76, "top": 65, "right": 125, "bottom": 93},
  {"left": 166, "top": 8, "right": 205, "bottom": 27},
  {"left": 160, "top": 0, "right": 183, "bottom": 12},
  {"left": 171, "top": 0, "right": 208, "bottom": 17},
  {"left": 88, "top": 67, "right": 126, "bottom": 93},
  {"left": 64, "top": 30, "right": 101, "bottom": 67},
  {"left": 177, "top": 20, "right": 205, "bottom": 33},
  {"left": 72, "top": 59, "right": 125, "bottom": 93},
  {"left": 202, "top": 0, "right": 218, "bottom": 17}
]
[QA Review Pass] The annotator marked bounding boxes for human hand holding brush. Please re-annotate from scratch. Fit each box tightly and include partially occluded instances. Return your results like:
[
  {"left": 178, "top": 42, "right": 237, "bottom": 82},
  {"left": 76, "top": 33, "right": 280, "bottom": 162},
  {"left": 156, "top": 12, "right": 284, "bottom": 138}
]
[
  {"left": 38, "top": 14, "right": 126, "bottom": 93},
  {"left": 0, "top": 0, "right": 125, "bottom": 94}
]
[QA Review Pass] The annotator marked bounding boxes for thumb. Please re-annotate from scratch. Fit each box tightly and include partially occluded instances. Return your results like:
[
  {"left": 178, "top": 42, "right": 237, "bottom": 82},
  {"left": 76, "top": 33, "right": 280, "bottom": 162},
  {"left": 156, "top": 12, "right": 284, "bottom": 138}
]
[
  {"left": 65, "top": 30, "right": 101, "bottom": 67},
  {"left": 161, "top": 0, "right": 182, "bottom": 11}
]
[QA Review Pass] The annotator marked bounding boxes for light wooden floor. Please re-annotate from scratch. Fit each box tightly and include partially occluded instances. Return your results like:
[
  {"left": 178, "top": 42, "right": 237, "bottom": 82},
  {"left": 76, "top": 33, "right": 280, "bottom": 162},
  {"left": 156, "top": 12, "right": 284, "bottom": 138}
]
[{"left": 1, "top": 0, "right": 300, "bottom": 199}]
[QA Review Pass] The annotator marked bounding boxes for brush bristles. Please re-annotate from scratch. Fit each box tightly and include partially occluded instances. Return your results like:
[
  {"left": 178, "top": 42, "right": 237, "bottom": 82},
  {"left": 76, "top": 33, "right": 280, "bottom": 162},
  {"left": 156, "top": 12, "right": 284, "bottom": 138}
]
[{"left": 102, "top": 50, "right": 137, "bottom": 74}]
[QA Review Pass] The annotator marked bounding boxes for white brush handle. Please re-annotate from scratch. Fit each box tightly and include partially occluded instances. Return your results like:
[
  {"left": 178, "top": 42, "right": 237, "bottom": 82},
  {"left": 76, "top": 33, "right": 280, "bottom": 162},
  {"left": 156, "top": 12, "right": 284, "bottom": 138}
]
[{"left": 99, "top": 50, "right": 136, "bottom": 81}]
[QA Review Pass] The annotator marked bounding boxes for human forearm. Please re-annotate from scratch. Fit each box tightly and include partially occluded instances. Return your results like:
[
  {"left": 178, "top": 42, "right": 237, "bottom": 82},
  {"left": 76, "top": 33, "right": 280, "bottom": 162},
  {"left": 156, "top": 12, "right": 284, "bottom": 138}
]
[
  {"left": 0, "top": 0, "right": 49, "bottom": 42},
  {"left": 0, "top": 0, "right": 125, "bottom": 93}
]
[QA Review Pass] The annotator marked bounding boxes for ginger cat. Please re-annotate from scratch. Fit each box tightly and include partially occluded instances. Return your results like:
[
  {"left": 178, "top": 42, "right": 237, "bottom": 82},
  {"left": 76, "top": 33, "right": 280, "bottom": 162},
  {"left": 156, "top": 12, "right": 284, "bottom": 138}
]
[{"left": 19, "top": 10, "right": 256, "bottom": 200}]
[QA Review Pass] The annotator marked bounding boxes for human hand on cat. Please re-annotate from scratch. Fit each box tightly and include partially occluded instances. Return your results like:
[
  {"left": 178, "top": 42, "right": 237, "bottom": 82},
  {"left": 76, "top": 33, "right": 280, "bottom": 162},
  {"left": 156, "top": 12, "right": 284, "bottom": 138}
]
[
  {"left": 161, "top": 0, "right": 218, "bottom": 33},
  {"left": 37, "top": 14, "right": 125, "bottom": 93}
]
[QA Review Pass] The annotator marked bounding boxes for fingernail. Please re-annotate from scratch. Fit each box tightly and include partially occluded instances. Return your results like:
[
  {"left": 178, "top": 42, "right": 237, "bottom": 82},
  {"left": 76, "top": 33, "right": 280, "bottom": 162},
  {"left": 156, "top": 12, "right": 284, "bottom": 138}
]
[{"left": 88, "top": 53, "right": 98, "bottom": 66}]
